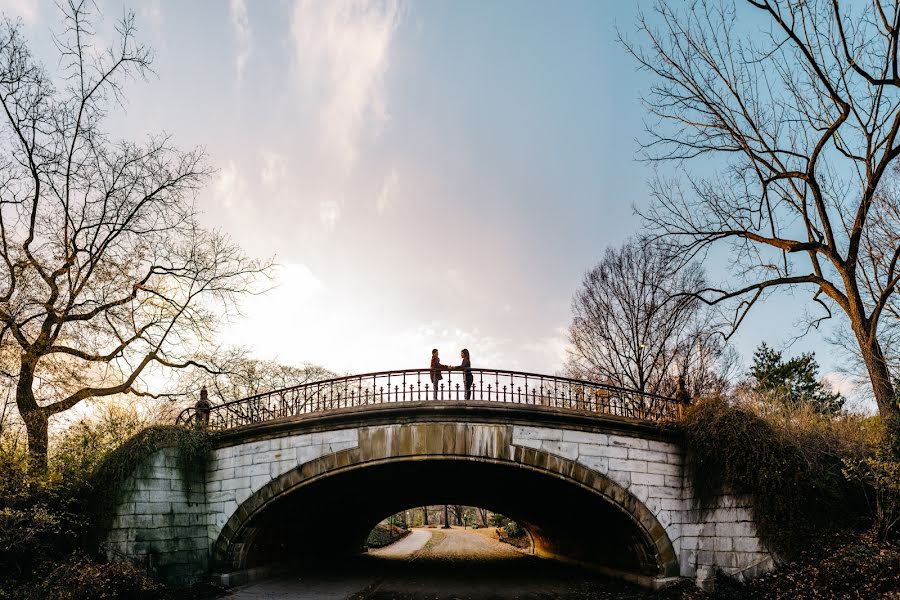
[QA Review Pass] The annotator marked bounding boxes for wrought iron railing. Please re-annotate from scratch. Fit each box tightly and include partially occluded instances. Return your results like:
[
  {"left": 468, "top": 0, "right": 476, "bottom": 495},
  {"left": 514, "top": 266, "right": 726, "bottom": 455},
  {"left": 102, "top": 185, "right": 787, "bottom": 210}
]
[{"left": 175, "top": 368, "right": 683, "bottom": 431}]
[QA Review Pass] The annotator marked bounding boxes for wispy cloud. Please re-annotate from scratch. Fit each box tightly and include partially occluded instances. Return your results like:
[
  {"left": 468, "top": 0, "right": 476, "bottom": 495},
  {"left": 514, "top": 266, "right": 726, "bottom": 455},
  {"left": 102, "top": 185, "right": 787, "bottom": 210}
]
[
  {"left": 140, "top": 1, "right": 164, "bottom": 35},
  {"left": 0, "top": 0, "right": 38, "bottom": 24},
  {"left": 523, "top": 327, "right": 570, "bottom": 374},
  {"left": 319, "top": 199, "right": 341, "bottom": 231},
  {"left": 376, "top": 167, "right": 399, "bottom": 213},
  {"left": 822, "top": 371, "right": 877, "bottom": 415},
  {"left": 290, "top": 0, "right": 402, "bottom": 168},
  {"left": 215, "top": 161, "right": 249, "bottom": 212},
  {"left": 822, "top": 371, "right": 856, "bottom": 398},
  {"left": 229, "top": 0, "right": 252, "bottom": 81},
  {"left": 259, "top": 150, "right": 287, "bottom": 188},
  {"left": 221, "top": 262, "right": 327, "bottom": 351}
]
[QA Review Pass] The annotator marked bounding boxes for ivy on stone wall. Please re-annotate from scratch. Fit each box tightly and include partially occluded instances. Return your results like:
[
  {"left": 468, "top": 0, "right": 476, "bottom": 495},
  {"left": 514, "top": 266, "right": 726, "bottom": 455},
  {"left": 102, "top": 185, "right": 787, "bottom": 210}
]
[
  {"left": 677, "top": 398, "right": 864, "bottom": 558},
  {"left": 87, "top": 426, "right": 211, "bottom": 536}
]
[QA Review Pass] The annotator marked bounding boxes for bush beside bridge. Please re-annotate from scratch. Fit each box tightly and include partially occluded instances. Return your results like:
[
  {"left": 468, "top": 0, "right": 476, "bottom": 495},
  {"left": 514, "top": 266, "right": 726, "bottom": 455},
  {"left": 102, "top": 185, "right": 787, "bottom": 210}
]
[
  {"left": 671, "top": 392, "right": 900, "bottom": 598},
  {"left": 366, "top": 523, "right": 410, "bottom": 549},
  {"left": 0, "top": 424, "right": 213, "bottom": 600}
]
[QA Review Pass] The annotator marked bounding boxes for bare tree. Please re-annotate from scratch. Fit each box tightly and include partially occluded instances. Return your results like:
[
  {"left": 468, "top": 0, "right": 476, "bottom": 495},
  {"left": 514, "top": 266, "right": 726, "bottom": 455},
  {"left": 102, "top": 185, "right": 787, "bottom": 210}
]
[
  {"left": 832, "top": 163, "right": 900, "bottom": 392},
  {"left": 179, "top": 348, "right": 335, "bottom": 404},
  {"left": 567, "top": 238, "right": 719, "bottom": 396},
  {"left": 475, "top": 507, "right": 490, "bottom": 527},
  {"left": 448, "top": 504, "right": 466, "bottom": 526},
  {"left": 0, "top": 3, "right": 269, "bottom": 471},
  {"left": 623, "top": 0, "right": 900, "bottom": 421}
]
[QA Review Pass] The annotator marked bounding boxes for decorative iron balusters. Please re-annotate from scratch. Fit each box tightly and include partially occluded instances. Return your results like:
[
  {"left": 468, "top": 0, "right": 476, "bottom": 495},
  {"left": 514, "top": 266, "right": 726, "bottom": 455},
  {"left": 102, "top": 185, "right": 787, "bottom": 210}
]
[{"left": 176, "top": 367, "right": 683, "bottom": 431}]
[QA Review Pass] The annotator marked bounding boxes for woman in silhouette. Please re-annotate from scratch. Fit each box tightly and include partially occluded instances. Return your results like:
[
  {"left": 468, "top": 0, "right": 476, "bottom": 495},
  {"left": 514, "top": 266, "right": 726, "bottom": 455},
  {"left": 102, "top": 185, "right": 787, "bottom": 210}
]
[
  {"left": 430, "top": 349, "right": 447, "bottom": 399},
  {"left": 454, "top": 348, "right": 474, "bottom": 400}
]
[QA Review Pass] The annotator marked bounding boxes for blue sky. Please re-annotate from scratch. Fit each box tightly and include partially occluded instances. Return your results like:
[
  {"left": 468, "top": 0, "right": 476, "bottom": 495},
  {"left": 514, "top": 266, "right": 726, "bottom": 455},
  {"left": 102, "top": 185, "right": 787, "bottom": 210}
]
[{"left": 2, "top": 0, "right": 855, "bottom": 397}]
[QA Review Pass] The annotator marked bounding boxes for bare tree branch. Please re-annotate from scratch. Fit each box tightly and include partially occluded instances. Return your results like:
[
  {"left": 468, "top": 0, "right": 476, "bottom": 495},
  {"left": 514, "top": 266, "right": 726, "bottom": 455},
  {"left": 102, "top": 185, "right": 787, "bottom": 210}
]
[{"left": 623, "top": 0, "right": 900, "bottom": 416}]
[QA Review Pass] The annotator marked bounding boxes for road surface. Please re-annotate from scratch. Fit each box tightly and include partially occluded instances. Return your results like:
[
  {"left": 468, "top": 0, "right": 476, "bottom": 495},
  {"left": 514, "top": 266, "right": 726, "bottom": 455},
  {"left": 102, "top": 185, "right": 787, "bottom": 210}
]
[
  {"left": 227, "top": 527, "right": 655, "bottom": 599},
  {"left": 368, "top": 528, "right": 431, "bottom": 558}
]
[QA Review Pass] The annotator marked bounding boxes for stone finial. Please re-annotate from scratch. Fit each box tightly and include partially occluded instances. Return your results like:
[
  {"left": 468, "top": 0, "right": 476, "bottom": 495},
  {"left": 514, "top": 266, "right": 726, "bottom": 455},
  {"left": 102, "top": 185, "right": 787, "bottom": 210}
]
[
  {"left": 675, "top": 375, "right": 691, "bottom": 406},
  {"left": 196, "top": 386, "right": 211, "bottom": 428}
]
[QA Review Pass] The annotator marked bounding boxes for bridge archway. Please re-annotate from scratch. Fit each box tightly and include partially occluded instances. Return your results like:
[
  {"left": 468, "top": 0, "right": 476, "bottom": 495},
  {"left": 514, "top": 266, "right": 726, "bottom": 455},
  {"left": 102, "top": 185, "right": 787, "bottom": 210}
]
[{"left": 212, "top": 422, "right": 679, "bottom": 582}]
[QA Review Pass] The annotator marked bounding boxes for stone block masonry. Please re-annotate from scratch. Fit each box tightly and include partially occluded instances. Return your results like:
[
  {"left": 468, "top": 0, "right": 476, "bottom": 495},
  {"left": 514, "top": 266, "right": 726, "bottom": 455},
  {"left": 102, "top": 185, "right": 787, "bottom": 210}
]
[
  {"left": 511, "top": 426, "right": 773, "bottom": 585},
  {"left": 103, "top": 419, "right": 773, "bottom": 589},
  {"left": 103, "top": 429, "right": 360, "bottom": 585},
  {"left": 102, "top": 447, "right": 209, "bottom": 585},
  {"left": 204, "top": 429, "right": 359, "bottom": 546}
]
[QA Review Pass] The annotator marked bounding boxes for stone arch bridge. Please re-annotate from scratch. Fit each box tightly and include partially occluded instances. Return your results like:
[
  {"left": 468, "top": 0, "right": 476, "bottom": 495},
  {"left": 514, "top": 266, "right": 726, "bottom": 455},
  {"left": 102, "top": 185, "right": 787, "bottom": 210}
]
[{"left": 102, "top": 368, "right": 774, "bottom": 589}]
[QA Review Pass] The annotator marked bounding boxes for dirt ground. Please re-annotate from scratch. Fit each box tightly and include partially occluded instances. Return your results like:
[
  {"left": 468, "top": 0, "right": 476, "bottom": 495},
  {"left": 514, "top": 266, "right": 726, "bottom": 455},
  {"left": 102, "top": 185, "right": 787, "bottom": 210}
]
[
  {"left": 229, "top": 527, "right": 658, "bottom": 600},
  {"left": 408, "top": 527, "right": 521, "bottom": 560}
]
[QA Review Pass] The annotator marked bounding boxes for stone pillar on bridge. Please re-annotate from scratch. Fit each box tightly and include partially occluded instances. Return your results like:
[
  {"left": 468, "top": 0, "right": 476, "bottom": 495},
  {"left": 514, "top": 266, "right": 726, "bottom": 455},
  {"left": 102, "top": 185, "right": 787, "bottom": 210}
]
[
  {"left": 675, "top": 375, "right": 691, "bottom": 416},
  {"left": 195, "top": 386, "right": 211, "bottom": 429}
]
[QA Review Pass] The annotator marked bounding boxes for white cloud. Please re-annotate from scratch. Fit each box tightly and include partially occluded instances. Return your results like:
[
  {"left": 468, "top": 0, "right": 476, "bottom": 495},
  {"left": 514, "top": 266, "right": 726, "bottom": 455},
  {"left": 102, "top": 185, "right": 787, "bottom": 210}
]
[
  {"left": 389, "top": 322, "right": 509, "bottom": 369},
  {"left": 822, "top": 371, "right": 880, "bottom": 415},
  {"left": 230, "top": 0, "right": 252, "bottom": 81},
  {"left": 260, "top": 150, "right": 287, "bottom": 188},
  {"left": 290, "top": 0, "right": 401, "bottom": 168},
  {"left": 222, "top": 262, "right": 327, "bottom": 350},
  {"left": 140, "top": 1, "right": 164, "bottom": 35},
  {"left": 0, "top": 0, "right": 37, "bottom": 24},
  {"left": 376, "top": 167, "right": 399, "bottom": 213},
  {"left": 319, "top": 199, "right": 341, "bottom": 230},
  {"left": 522, "top": 327, "right": 570, "bottom": 373},
  {"left": 822, "top": 371, "right": 856, "bottom": 398},
  {"left": 215, "top": 161, "right": 248, "bottom": 211}
]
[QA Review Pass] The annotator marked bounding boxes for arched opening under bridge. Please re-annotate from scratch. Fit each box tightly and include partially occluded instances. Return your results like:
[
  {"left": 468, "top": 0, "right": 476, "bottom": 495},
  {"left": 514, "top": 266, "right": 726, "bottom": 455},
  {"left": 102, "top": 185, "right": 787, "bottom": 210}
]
[{"left": 215, "top": 449, "right": 679, "bottom": 586}]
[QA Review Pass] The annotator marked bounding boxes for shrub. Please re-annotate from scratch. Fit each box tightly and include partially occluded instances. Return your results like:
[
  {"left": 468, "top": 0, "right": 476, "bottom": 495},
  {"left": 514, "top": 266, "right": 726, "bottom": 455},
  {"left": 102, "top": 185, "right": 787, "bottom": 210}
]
[
  {"left": 503, "top": 520, "right": 525, "bottom": 537},
  {"left": 497, "top": 522, "right": 531, "bottom": 550},
  {"left": 843, "top": 450, "right": 900, "bottom": 540},
  {"left": 52, "top": 402, "right": 157, "bottom": 485},
  {"left": 0, "top": 432, "right": 29, "bottom": 502},
  {"left": 679, "top": 397, "right": 867, "bottom": 557},
  {"left": 366, "top": 523, "right": 409, "bottom": 548},
  {"left": 0, "top": 440, "right": 89, "bottom": 587},
  {"left": 27, "top": 554, "right": 170, "bottom": 600},
  {"left": 489, "top": 513, "right": 508, "bottom": 527}
]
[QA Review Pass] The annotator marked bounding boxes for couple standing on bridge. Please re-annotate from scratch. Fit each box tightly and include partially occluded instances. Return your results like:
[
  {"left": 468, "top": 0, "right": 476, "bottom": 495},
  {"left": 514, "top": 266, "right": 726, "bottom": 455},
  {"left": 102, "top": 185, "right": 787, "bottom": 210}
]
[{"left": 430, "top": 348, "right": 473, "bottom": 400}]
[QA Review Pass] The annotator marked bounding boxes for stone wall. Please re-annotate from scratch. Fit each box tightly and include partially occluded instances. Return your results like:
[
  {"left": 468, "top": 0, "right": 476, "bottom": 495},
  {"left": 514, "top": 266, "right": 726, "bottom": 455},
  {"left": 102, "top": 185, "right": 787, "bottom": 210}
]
[
  {"left": 680, "top": 494, "right": 774, "bottom": 584},
  {"left": 103, "top": 420, "right": 773, "bottom": 588},
  {"left": 102, "top": 447, "right": 208, "bottom": 585},
  {"left": 511, "top": 425, "right": 773, "bottom": 586},
  {"left": 102, "top": 430, "right": 361, "bottom": 584},
  {"left": 204, "top": 428, "right": 359, "bottom": 549}
]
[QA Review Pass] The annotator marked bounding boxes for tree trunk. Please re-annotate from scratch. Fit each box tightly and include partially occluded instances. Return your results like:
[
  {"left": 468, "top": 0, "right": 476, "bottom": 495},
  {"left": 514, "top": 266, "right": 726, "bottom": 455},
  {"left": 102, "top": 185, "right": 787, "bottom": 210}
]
[
  {"left": 16, "top": 359, "right": 49, "bottom": 474},
  {"left": 854, "top": 328, "right": 900, "bottom": 455},
  {"left": 477, "top": 508, "right": 489, "bottom": 527},
  {"left": 23, "top": 410, "right": 48, "bottom": 474},
  {"left": 422, "top": 507, "right": 428, "bottom": 525},
  {"left": 853, "top": 327, "right": 896, "bottom": 413}
]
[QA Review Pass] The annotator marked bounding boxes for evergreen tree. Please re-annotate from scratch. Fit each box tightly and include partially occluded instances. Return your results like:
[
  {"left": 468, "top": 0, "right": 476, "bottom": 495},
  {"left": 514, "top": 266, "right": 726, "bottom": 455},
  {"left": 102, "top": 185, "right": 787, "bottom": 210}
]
[{"left": 750, "top": 344, "right": 844, "bottom": 415}]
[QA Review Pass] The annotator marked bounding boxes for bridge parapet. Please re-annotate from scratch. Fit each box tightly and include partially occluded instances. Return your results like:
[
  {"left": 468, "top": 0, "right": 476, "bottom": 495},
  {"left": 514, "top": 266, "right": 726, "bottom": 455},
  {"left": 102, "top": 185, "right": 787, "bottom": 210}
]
[{"left": 176, "top": 368, "right": 683, "bottom": 431}]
